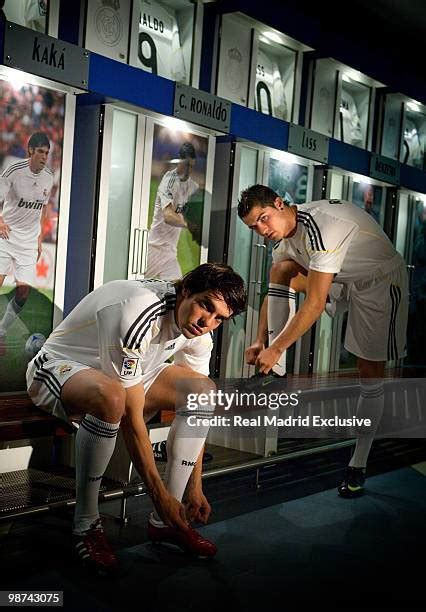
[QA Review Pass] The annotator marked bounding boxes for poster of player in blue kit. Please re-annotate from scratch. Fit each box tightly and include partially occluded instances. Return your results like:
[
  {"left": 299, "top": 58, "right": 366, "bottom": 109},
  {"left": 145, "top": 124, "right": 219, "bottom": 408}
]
[
  {"left": 352, "top": 181, "right": 383, "bottom": 225},
  {"left": 268, "top": 157, "right": 308, "bottom": 205},
  {"left": 145, "top": 123, "right": 208, "bottom": 280}
]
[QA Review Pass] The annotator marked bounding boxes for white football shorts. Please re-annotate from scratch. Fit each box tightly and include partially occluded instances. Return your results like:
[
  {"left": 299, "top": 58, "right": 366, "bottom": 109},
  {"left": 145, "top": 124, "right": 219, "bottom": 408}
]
[
  {"left": 344, "top": 259, "right": 409, "bottom": 362},
  {"left": 26, "top": 351, "right": 172, "bottom": 424},
  {"left": 0, "top": 239, "right": 37, "bottom": 285}
]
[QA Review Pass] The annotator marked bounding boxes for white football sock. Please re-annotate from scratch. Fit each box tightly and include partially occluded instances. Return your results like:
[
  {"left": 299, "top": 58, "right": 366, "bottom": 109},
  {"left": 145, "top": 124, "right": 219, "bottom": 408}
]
[
  {"left": 151, "top": 399, "right": 214, "bottom": 526},
  {"left": 73, "top": 414, "right": 120, "bottom": 534},
  {"left": 267, "top": 283, "right": 296, "bottom": 375},
  {"left": 0, "top": 298, "right": 22, "bottom": 333},
  {"left": 349, "top": 381, "right": 384, "bottom": 469}
]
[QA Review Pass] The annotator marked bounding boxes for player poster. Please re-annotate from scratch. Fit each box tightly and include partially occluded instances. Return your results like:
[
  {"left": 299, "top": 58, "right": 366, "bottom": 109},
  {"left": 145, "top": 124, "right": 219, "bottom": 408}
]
[
  {"left": 269, "top": 157, "right": 308, "bottom": 204},
  {"left": 352, "top": 181, "right": 383, "bottom": 226},
  {"left": 145, "top": 124, "right": 208, "bottom": 280},
  {"left": 0, "top": 79, "right": 65, "bottom": 392}
]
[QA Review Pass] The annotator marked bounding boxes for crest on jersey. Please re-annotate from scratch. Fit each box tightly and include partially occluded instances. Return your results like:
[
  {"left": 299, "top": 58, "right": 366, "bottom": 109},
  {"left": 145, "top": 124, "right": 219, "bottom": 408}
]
[{"left": 121, "top": 357, "right": 139, "bottom": 377}]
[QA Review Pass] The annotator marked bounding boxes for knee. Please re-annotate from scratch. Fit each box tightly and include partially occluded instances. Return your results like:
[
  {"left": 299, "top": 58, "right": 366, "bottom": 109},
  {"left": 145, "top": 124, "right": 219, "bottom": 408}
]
[
  {"left": 89, "top": 379, "right": 125, "bottom": 423},
  {"left": 270, "top": 260, "right": 299, "bottom": 284}
]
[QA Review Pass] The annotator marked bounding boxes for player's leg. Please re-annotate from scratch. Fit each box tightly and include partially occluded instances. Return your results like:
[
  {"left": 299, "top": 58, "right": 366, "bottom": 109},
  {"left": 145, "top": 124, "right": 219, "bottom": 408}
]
[
  {"left": 145, "top": 364, "right": 214, "bottom": 505},
  {"left": 338, "top": 273, "right": 405, "bottom": 498},
  {"left": 0, "top": 281, "right": 31, "bottom": 335},
  {"left": 268, "top": 260, "right": 307, "bottom": 375},
  {"left": 0, "top": 241, "right": 12, "bottom": 334},
  {"left": 61, "top": 369, "right": 124, "bottom": 534},
  {"left": 144, "top": 364, "right": 217, "bottom": 556},
  {"left": 0, "top": 246, "right": 35, "bottom": 335}
]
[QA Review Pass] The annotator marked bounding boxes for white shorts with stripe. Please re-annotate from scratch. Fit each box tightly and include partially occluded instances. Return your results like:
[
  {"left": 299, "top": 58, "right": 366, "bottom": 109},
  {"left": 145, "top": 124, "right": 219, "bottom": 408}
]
[
  {"left": 344, "top": 260, "right": 408, "bottom": 362},
  {"left": 26, "top": 351, "right": 171, "bottom": 424}
]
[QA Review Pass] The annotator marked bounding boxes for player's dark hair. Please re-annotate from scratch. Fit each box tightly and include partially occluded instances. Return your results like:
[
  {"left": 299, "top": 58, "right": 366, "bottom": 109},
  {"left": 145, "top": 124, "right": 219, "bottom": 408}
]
[
  {"left": 179, "top": 142, "right": 196, "bottom": 160},
  {"left": 176, "top": 263, "right": 247, "bottom": 317},
  {"left": 237, "top": 184, "right": 282, "bottom": 219},
  {"left": 28, "top": 132, "right": 50, "bottom": 152}
]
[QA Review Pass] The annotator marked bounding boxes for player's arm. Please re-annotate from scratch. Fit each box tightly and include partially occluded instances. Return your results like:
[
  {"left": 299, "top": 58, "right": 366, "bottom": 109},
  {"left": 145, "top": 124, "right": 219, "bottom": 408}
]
[
  {"left": 37, "top": 205, "right": 48, "bottom": 260},
  {"left": 245, "top": 296, "right": 268, "bottom": 364},
  {"left": 184, "top": 447, "right": 211, "bottom": 524},
  {"left": 121, "top": 384, "right": 188, "bottom": 530},
  {"left": 162, "top": 202, "right": 188, "bottom": 228},
  {"left": 256, "top": 270, "right": 334, "bottom": 374},
  {"left": 0, "top": 175, "right": 12, "bottom": 239}
]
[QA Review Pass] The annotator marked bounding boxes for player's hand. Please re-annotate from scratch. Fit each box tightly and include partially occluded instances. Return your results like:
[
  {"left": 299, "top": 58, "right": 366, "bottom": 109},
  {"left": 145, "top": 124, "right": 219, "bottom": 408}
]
[
  {"left": 245, "top": 340, "right": 265, "bottom": 365},
  {"left": 255, "top": 345, "right": 282, "bottom": 374},
  {"left": 0, "top": 220, "right": 10, "bottom": 239},
  {"left": 186, "top": 220, "right": 199, "bottom": 243},
  {"left": 153, "top": 489, "right": 188, "bottom": 531},
  {"left": 184, "top": 486, "right": 211, "bottom": 524}
]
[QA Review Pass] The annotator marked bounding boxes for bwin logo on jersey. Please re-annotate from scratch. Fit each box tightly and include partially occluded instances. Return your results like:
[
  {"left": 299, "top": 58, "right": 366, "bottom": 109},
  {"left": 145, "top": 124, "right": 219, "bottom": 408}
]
[
  {"left": 17, "top": 198, "right": 43, "bottom": 210},
  {"left": 181, "top": 459, "right": 196, "bottom": 466}
]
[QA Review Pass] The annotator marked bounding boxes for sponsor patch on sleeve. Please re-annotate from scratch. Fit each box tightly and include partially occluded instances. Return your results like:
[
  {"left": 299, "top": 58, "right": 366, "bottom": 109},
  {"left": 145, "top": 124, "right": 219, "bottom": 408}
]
[{"left": 120, "top": 357, "right": 140, "bottom": 377}]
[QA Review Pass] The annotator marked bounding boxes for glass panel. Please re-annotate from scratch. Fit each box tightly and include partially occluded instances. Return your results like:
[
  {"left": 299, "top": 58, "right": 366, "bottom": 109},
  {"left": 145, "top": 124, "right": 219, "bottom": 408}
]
[
  {"left": 3, "top": 0, "right": 48, "bottom": 33},
  {"left": 382, "top": 94, "right": 402, "bottom": 160},
  {"left": 253, "top": 40, "right": 296, "bottom": 121},
  {"left": 339, "top": 79, "right": 370, "bottom": 148},
  {"left": 406, "top": 196, "right": 426, "bottom": 366},
  {"left": 85, "top": 0, "right": 132, "bottom": 63},
  {"left": 352, "top": 181, "right": 383, "bottom": 226},
  {"left": 0, "top": 79, "right": 65, "bottom": 393},
  {"left": 329, "top": 172, "right": 344, "bottom": 199},
  {"left": 401, "top": 109, "right": 426, "bottom": 170},
  {"left": 133, "top": 0, "right": 194, "bottom": 84},
  {"left": 145, "top": 124, "right": 208, "bottom": 280},
  {"left": 225, "top": 146, "right": 258, "bottom": 378},
  {"left": 310, "top": 60, "right": 337, "bottom": 137},
  {"left": 395, "top": 193, "right": 409, "bottom": 257},
  {"left": 102, "top": 109, "right": 137, "bottom": 283},
  {"left": 216, "top": 15, "right": 252, "bottom": 106}
]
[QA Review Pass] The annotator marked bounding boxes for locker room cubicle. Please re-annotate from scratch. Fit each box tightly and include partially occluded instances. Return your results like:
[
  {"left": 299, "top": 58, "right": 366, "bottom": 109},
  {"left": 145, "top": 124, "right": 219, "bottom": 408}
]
[{"left": 0, "top": 1, "right": 425, "bottom": 509}]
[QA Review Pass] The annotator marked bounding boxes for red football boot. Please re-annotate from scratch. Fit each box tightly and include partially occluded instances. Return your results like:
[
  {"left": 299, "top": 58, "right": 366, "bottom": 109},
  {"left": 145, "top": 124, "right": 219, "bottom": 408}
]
[
  {"left": 148, "top": 521, "right": 217, "bottom": 558},
  {"left": 72, "top": 519, "right": 119, "bottom": 575}
]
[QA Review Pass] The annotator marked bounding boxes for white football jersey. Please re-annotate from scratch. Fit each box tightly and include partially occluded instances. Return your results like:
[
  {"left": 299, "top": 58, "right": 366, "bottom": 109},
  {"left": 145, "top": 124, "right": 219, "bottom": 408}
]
[
  {"left": 0, "top": 159, "right": 53, "bottom": 247},
  {"left": 148, "top": 168, "right": 199, "bottom": 251},
  {"left": 137, "top": 0, "right": 186, "bottom": 82},
  {"left": 41, "top": 279, "right": 213, "bottom": 387},
  {"left": 254, "top": 49, "right": 288, "bottom": 120},
  {"left": 272, "top": 200, "right": 402, "bottom": 282},
  {"left": 403, "top": 119, "right": 424, "bottom": 168},
  {"left": 24, "top": 0, "right": 47, "bottom": 32},
  {"left": 340, "top": 90, "right": 364, "bottom": 147}
]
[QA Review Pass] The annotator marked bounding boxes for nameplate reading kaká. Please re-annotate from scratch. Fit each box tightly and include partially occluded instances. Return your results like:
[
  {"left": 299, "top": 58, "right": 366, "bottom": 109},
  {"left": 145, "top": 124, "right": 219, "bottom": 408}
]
[
  {"left": 3, "top": 22, "right": 90, "bottom": 90},
  {"left": 174, "top": 83, "right": 231, "bottom": 133}
]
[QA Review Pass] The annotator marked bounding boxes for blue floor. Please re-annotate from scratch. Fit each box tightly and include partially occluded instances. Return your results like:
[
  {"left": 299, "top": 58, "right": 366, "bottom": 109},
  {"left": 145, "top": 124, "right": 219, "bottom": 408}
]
[{"left": 2, "top": 465, "right": 425, "bottom": 610}]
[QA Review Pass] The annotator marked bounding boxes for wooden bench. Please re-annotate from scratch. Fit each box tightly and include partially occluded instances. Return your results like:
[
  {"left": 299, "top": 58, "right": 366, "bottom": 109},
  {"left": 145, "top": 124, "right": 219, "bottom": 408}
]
[{"left": 0, "top": 395, "right": 75, "bottom": 442}]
